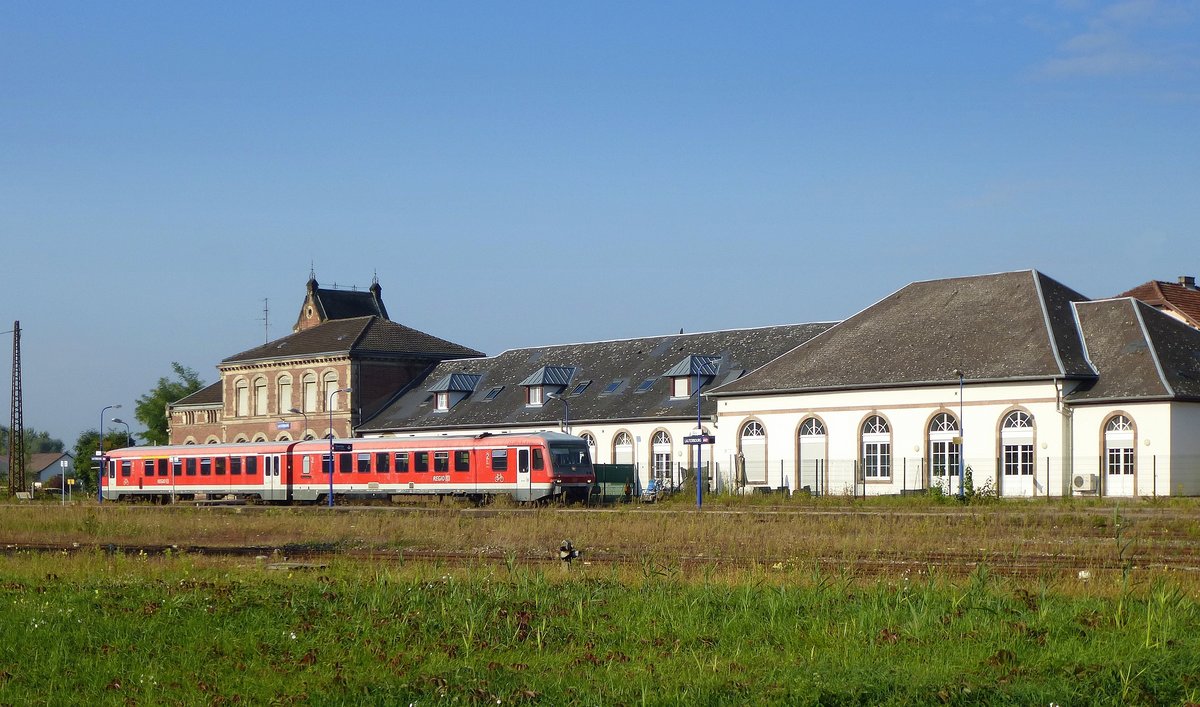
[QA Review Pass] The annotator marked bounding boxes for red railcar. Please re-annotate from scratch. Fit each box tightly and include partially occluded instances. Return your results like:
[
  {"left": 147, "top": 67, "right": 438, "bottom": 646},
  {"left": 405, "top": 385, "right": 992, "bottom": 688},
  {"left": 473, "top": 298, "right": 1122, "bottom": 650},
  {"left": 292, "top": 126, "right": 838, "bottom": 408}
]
[{"left": 101, "top": 431, "right": 594, "bottom": 503}]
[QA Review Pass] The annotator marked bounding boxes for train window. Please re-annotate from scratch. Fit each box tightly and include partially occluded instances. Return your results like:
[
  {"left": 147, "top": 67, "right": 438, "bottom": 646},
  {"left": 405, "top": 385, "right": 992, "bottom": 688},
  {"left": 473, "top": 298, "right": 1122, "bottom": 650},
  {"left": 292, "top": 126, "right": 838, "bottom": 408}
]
[
  {"left": 121, "top": 460, "right": 132, "bottom": 477},
  {"left": 230, "top": 457, "right": 242, "bottom": 475},
  {"left": 357, "top": 453, "right": 371, "bottom": 473},
  {"left": 216, "top": 457, "right": 227, "bottom": 476},
  {"left": 172, "top": 459, "right": 182, "bottom": 477},
  {"left": 454, "top": 450, "right": 470, "bottom": 472},
  {"left": 246, "top": 456, "right": 258, "bottom": 476},
  {"left": 532, "top": 449, "right": 544, "bottom": 470},
  {"left": 338, "top": 453, "right": 353, "bottom": 473},
  {"left": 434, "top": 451, "right": 449, "bottom": 472},
  {"left": 395, "top": 452, "right": 409, "bottom": 472},
  {"left": 414, "top": 452, "right": 429, "bottom": 473},
  {"left": 185, "top": 458, "right": 197, "bottom": 476},
  {"left": 302, "top": 455, "right": 311, "bottom": 476},
  {"left": 376, "top": 452, "right": 390, "bottom": 473},
  {"left": 200, "top": 458, "right": 212, "bottom": 476},
  {"left": 157, "top": 459, "right": 167, "bottom": 477},
  {"left": 322, "top": 454, "right": 332, "bottom": 474},
  {"left": 143, "top": 460, "right": 154, "bottom": 477},
  {"left": 492, "top": 449, "right": 508, "bottom": 471}
]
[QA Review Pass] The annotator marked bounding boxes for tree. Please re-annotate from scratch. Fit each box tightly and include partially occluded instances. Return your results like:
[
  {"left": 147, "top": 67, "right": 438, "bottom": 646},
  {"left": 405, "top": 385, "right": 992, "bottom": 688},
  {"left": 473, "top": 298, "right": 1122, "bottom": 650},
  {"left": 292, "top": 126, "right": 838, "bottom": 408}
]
[
  {"left": 71, "top": 429, "right": 132, "bottom": 496},
  {"left": 0, "top": 426, "right": 65, "bottom": 454},
  {"left": 134, "top": 363, "right": 207, "bottom": 446}
]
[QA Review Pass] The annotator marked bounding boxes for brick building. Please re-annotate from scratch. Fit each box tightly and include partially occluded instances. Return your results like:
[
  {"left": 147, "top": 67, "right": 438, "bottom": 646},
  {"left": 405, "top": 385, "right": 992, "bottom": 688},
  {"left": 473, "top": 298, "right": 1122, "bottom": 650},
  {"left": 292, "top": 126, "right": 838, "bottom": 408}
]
[{"left": 168, "top": 276, "right": 481, "bottom": 444}]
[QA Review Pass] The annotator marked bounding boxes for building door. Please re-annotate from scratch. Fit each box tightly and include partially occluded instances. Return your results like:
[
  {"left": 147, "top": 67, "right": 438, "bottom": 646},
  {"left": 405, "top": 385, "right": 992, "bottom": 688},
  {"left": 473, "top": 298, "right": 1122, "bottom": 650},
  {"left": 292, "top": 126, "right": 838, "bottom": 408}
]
[
  {"left": 1104, "top": 415, "right": 1135, "bottom": 497},
  {"left": 797, "top": 418, "right": 826, "bottom": 495},
  {"left": 1001, "top": 411, "right": 1035, "bottom": 497},
  {"left": 928, "top": 413, "right": 961, "bottom": 495}
]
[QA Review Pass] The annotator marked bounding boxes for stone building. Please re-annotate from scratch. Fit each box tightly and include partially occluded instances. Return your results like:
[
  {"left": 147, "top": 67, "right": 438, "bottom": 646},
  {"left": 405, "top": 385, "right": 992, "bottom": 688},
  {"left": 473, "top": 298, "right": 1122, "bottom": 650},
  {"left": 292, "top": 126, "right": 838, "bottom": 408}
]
[{"left": 167, "top": 276, "right": 481, "bottom": 444}]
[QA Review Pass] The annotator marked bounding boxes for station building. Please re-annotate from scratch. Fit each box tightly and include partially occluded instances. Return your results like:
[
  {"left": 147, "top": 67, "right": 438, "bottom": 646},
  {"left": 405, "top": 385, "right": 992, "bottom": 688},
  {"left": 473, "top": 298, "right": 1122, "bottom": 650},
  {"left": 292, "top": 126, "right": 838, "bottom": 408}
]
[{"left": 170, "top": 269, "right": 1200, "bottom": 497}]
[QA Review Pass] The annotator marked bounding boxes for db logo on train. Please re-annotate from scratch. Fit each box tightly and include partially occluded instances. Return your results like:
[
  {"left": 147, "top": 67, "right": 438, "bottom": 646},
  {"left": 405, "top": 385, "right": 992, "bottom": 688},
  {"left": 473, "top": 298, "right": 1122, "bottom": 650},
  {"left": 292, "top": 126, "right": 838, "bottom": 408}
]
[{"left": 494, "top": 473, "right": 504, "bottom": 482}]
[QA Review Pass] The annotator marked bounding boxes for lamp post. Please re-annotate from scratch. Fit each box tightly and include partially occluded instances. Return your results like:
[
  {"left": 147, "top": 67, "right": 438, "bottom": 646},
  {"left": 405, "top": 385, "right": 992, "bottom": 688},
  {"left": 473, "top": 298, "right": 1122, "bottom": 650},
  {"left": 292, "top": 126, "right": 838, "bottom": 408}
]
[
  {"left": 98, "top": 404, "right": 121, "bottom": 503},
  {"left": 696, "top": 368, "right": 703, "bottom": 510},
  {"left": 327, "top": 387, "right": 351, "bottom": 508},
  {"left": 953, "top": 369, "right": 965, "bottom": 500},
  {"left": 547, "top": 393, "right": 570, "bottom": 434},
  {"left": 289, "top": 407, "right": 310, "bottom": 440},
  {"left": 111, "top": 418, "right": 131, "bottom": 448}
]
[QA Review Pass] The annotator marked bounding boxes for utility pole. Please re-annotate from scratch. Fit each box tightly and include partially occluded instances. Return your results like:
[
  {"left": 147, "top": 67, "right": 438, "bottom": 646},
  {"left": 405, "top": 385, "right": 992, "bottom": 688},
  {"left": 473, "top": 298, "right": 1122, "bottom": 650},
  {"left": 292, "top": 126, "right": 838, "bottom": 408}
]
[{"left": 8, "top": 321, "right": 25, "bottom": 497}]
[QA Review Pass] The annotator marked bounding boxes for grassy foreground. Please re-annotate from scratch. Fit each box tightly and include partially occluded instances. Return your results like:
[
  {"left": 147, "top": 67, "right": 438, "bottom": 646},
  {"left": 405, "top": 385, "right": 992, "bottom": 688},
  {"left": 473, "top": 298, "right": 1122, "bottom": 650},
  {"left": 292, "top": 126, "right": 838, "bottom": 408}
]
[{"left": 3, "top": 550, "right": 1200, "bottom": 705}]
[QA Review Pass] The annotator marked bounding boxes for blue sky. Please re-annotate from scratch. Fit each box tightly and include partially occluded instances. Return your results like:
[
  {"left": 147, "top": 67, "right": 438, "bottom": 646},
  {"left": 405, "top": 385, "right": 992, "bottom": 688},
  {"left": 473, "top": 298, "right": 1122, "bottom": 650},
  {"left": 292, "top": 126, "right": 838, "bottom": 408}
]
[{"left": 2, "top": 1, "right": 1198, "bottom": 445}]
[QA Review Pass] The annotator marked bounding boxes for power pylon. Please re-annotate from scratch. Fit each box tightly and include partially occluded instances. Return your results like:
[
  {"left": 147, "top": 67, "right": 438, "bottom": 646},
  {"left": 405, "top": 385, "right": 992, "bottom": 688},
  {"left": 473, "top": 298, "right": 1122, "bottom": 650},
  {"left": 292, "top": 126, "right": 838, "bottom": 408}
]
[{"left": 7, "top": 321, "right": 25, "bottom": 496}]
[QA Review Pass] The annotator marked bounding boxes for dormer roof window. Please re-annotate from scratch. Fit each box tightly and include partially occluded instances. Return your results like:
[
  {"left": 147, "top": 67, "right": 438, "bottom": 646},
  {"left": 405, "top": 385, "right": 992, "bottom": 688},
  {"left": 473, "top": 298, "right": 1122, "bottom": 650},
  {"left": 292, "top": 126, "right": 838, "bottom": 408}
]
[
  {"left": 520, "top": 365, "right": 576, "bottom": 407},
  {"left": 427, "top": 373, "right": 482, "bottom": 412},
  {"left": 665, "top": 355, "right": 722, "bottom": 398}
]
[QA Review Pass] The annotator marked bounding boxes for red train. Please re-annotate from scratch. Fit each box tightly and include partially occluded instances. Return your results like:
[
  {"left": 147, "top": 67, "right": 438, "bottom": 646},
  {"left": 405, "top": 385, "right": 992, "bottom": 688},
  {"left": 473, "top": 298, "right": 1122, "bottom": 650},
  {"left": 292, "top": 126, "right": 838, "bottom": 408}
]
[{"left": 100, "top": 431, "right": 595, "bottom": 503}]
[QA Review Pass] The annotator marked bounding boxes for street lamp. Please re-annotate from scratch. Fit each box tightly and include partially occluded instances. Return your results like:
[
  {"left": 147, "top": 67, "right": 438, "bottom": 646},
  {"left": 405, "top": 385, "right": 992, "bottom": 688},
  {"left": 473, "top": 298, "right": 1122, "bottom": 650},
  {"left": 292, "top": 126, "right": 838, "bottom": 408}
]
[
  {"left": 288, "top": 407, "right": 310, "bottom": 440},
  {"left": 111, "top": 418, "right": 131, "bottom": 447},
  {"left": 953, "top": 369, "right": 965, "bottom": 500},
  {"left": 327, "top": 387, "right": 351, "bottom": 508},
  {"left": 98, "top": 404, "right": 121, "bottom": 503},
  {"left": 547, "top": 392, "right": 570, "bottom": 434}
]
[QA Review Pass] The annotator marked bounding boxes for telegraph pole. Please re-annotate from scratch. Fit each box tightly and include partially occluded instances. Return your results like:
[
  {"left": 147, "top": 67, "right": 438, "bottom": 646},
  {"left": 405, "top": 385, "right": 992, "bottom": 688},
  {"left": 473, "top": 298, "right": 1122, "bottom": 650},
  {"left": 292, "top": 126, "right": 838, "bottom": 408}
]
[{"left": 7, "top": 322, "right": 25, "bottom": 497}]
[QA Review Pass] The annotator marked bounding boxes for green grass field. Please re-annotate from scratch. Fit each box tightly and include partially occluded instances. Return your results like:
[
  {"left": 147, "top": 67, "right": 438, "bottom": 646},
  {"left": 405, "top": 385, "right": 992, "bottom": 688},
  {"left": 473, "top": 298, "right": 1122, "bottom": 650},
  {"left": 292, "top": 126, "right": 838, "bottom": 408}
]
[
  {"left": 4, "top": 499, "right": 1200, "bottom": 704},
  {"left": 3, "top": 550, "right": 1200, "bottom": 705}
]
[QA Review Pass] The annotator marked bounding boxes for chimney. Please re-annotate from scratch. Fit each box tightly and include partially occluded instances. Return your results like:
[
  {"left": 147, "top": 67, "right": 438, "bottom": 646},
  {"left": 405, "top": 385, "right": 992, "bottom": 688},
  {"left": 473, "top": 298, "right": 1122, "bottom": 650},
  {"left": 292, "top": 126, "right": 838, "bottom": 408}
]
[{"left": 1180, "top": 275, "right": 1197, "bottom": 289}]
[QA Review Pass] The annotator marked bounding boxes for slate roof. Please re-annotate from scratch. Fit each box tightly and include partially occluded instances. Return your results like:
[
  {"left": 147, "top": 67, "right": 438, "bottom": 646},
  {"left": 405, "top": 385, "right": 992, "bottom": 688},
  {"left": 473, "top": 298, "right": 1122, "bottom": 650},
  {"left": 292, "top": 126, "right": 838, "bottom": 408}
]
[
  {"left": 173, "top": 381, "right": 222, "bottom": 406},
  {"left": 307, "top": 279, "right": 388, "bottom": 322},
  {"left": 359, "top": 323, "right": 834, "bottom": 432},
  {"left": 1067, "top": 298, "right": 1200, "bottom": 402},
  {"left": 1119, "top": 280, "right": 1200, "bottom": 329},
  {"left": 711, "top": 270, "right": 1096, "bottom": 397},
  {"left": 222, "top": 316, "right": 482, "bottom": 365}
]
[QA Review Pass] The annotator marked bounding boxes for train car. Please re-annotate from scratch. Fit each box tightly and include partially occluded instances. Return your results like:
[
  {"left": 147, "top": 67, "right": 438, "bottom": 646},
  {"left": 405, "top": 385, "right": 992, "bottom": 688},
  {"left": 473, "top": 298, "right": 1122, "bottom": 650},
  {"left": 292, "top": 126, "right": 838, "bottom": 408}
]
[{"left": 100, "top": 431, "right": 594, "bottom": 504}]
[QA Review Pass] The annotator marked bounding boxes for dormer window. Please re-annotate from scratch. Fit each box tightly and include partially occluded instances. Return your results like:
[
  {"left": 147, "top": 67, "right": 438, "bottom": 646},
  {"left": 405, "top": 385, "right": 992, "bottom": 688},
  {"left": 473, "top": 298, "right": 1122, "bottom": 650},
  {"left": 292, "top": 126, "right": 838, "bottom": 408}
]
[
  {"left": 520, "top": 365, "right": 576, "bottom": 408},
  {"left": 664, "top": 355, "right": 722, "bottom": 399},
  {"left": 427, "top": 372, "right": 482, "bottom": 413}
]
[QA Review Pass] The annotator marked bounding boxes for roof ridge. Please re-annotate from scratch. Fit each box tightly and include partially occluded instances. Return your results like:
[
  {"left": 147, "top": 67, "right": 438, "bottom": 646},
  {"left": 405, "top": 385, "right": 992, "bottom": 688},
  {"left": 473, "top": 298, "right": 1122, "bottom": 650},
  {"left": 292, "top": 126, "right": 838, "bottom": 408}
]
[
  {"left": 1131, "top": 300, "right": 1175, "bottom": 397},
  {"left": 1031, "top": 271, "right": 1067, "bottom": 377}
]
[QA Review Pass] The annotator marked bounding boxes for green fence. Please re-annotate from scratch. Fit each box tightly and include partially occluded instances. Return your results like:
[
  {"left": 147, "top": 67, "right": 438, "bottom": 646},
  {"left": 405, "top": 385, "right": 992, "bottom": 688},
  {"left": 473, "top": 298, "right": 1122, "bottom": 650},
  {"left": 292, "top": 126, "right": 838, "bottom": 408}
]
[{"left": 592, "top": 464, "right": 636, "bottom": 503}]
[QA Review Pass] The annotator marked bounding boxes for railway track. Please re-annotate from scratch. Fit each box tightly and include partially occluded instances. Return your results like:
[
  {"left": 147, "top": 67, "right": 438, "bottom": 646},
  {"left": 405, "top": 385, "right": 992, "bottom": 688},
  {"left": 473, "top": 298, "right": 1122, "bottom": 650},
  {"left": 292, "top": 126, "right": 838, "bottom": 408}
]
[{"left": 6, "top": 540, "right": 1196, "bottom": 580}]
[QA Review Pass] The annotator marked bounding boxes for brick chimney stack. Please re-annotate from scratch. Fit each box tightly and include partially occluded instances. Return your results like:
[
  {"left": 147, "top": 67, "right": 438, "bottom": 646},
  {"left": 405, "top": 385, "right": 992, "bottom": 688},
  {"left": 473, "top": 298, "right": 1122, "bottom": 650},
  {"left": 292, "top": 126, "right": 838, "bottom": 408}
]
[{"left": 1179, "top": 275, "right": 1196, "bottom": 289}]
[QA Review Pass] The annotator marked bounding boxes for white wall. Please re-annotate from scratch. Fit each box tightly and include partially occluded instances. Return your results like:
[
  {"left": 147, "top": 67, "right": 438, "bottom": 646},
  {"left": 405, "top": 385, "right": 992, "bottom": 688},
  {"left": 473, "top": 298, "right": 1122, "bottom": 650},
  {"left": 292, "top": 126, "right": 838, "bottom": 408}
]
[
  {"left": 1170, "top": 403, "right": 1200, "bottom": 495},
  {"left": 714, "top": 381, "right": 1073, "bottom": 497}
]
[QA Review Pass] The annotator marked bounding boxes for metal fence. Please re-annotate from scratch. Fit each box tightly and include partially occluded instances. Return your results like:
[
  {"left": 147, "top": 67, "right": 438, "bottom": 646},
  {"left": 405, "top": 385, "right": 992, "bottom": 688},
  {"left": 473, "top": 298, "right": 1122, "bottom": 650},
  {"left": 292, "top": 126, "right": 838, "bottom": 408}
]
[{"left": 702, "top": 454, "right": 1200, "bottom": 498}]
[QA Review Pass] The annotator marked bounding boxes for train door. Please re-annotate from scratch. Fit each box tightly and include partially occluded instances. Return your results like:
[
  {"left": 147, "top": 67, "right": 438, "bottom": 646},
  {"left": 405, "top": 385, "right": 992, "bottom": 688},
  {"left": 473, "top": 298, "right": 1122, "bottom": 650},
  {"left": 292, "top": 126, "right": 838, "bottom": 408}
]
[
  {"left": 265, "top": 454, "right": 282, "bottom": 501},
  {"left": 517, "top": 447, "right": 532, "bottom": 501}
]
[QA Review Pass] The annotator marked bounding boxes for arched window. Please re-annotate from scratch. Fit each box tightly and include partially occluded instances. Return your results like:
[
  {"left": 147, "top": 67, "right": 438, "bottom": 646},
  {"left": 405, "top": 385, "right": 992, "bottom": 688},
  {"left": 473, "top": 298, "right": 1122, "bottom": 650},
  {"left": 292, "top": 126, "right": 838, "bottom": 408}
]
[
  {"left": 322, "top": 372, "right": 340, "bottom": 411},
  {"left": 252, "top": 434, "right": 267, "bottom": 443},
  {"left": 928, "top": 413, "right": 960, "bottom": 484},
  {"left": 579, "top": 432, "right": 597, "bottom": 462},
  {"left": 740, "top": 421, "right": 767, "bottom": 485},
  {"left": 253, "top": 377, "right": 268, "bottom": 416},
  {"left": 1001, "top": 411, "right": 1034, "bottom": 476},
  {"left": 651, "top": 430, "right": 672, "bottom": 484},
  {"left": 613, "top": 431, "right": 633, "bottom": 467},
  {"left": 798, "top": 417, "right": 826, "bottom": 492},
  {"left": 861, "top": 415, "right": 890, "bottom": 479},
  {"left": 1105, "top": 415, "right": 1134, "bottom": 477},
  {"left": 277, "top": 375, "right": 293, "bottom": 414},
  {"left": 302, "top": 374, "right": 318, "bottom": 413},
  {"left": 234, "top": 380, "right": 249, "bottom": 417}
]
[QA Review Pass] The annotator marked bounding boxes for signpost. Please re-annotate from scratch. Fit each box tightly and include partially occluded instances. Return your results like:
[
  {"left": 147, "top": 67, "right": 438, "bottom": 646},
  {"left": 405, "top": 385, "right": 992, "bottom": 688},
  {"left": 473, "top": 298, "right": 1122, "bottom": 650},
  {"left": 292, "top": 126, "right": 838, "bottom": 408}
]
[
  {"left": 59, "top": 459, "right": 68, "bottom": 506},
  {"left": 276, "top": 421, "right": 291, "bottom": 431}
]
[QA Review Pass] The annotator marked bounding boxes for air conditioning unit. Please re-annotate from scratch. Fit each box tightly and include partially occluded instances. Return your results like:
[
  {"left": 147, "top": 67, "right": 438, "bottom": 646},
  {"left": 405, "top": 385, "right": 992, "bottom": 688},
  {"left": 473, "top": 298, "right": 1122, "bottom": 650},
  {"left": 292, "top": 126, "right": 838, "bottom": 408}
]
[{"left": 1072, "top": 474, "right": 1098, "bottom": 493}]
